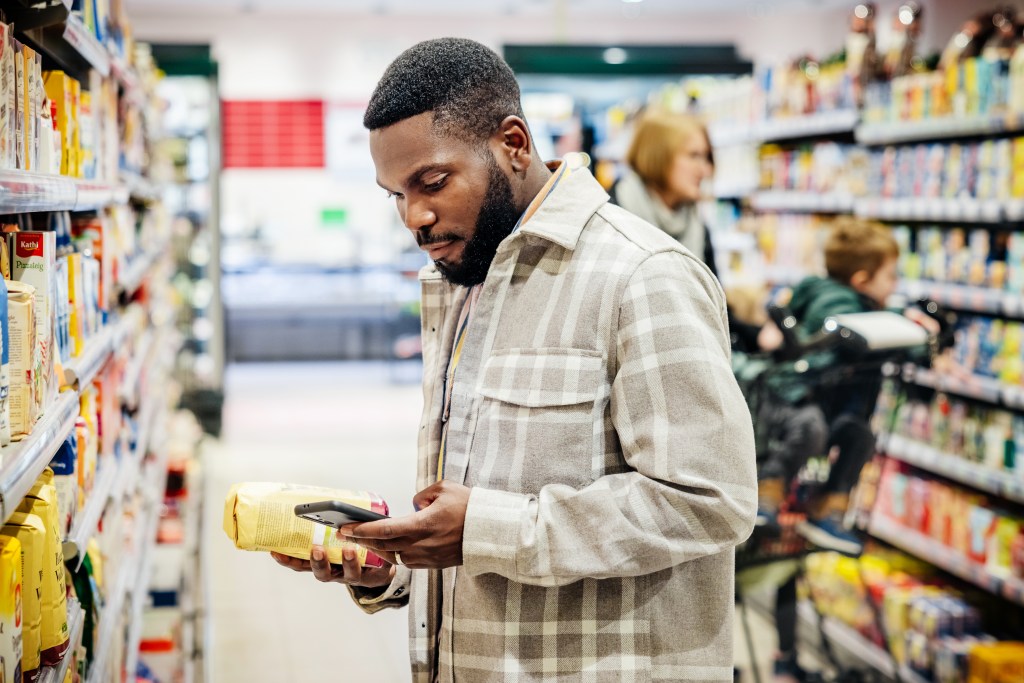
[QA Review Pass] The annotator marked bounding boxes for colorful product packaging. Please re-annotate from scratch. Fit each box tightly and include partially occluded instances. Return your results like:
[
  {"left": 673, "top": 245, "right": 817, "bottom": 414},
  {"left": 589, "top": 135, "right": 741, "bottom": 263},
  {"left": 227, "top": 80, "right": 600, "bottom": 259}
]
[
  {"left": 19, "top": 470, "right": 69, "bottom": 666},
  {"left": 10, "top": 231, "right": 58, "bottom": 410},
  {"left": 6, "top": 279, "right": 35, "bottom": 439},
  {"left": 3, "top": 513, "right": 45, "bottom": 681},
  {"left": 0, "top": 534, "right": 22, "bottom": 683},
  {"left": 0, "top": 273, "right": 9, "bottom": 448},
  {"left": 223, "top": 483, "right": 389, "bottom": 567},
  {"left": 49, "top": 435, "right": 78, "bottom": 539}
]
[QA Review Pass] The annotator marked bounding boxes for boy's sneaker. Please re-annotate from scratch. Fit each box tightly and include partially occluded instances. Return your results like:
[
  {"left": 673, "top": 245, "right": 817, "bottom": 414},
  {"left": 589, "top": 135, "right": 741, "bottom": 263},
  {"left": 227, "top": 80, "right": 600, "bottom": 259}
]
[{"left": 796, "top": 515, "right": 863, "bottom": 556}]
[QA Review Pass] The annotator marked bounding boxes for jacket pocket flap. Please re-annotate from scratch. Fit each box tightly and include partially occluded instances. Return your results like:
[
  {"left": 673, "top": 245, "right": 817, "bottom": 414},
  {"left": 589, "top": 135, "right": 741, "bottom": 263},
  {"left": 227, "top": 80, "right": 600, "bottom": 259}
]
[{"left": 479, "top": 348, "right": 603, "bottom": 407}]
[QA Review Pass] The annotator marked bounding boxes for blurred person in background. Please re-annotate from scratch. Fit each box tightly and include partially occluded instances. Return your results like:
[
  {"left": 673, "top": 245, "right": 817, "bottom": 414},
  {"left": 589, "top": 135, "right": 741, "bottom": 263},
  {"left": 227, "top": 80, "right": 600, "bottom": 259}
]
[{"left": 610, "top": 110, "right": 718, "bottom": 275}]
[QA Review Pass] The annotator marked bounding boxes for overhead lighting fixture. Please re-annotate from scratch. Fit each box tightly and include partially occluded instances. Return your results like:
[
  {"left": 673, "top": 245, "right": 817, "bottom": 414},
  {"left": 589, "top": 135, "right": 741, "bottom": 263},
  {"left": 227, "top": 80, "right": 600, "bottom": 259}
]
[
  {"left": 603, "top": 47, "right": 628, "bottom": 64},
  {"left": 854, "top": 4, "right": 870, "bottom": 19},
  {"left": 622, "top": 0, "right": 644, "bottom": 3},
  {"left": 898, "top": 5, "right": 915, "bottom": 25}
]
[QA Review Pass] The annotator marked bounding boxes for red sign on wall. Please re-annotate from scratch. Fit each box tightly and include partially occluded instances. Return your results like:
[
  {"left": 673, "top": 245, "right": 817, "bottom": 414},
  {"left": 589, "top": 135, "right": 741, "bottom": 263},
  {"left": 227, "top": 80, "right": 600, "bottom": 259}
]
[{"left": 222, "top": 100, "right": 326, "bottom": 169}]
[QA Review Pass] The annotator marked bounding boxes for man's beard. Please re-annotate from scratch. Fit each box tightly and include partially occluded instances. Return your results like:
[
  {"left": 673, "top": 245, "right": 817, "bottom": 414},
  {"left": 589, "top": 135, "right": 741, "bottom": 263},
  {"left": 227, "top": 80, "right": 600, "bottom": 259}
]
[{"left": 432, "top": 158, "right": 520, "bottom": 287}]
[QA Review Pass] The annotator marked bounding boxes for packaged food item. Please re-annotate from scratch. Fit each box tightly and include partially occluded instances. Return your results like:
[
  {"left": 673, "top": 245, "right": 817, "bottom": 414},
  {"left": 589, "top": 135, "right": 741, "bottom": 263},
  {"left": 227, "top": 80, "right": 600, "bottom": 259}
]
[
  {"left": 6, "top": 279, "right": 35, "bottom": 439},
  {"left": 49, "top": 434, "right": 78, "bottom": 538},
  {"left": 19, "top": 469, "right": 69, "bottom": 666},
  {"left": 0, "top": 534, "right": 22, "bottom": 683},
  {"left": 223, "top": 483, "right": 388, "bottom": 567},
  {"left": 10, "top": 231, "right": 58, "bottom": 409},
  {"left": 3, "top": 512, "right": 45, "bottom": 681},
  {"left": 0, "top": 273, "right": 9, "bottom": 448}
]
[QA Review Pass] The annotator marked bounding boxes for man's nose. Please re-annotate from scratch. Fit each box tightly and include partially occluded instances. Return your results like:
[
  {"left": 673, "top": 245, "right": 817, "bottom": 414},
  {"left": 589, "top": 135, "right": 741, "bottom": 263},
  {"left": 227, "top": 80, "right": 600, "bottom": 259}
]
[{"left": 403, "top": 197, "right": 437, "bottom": 232}]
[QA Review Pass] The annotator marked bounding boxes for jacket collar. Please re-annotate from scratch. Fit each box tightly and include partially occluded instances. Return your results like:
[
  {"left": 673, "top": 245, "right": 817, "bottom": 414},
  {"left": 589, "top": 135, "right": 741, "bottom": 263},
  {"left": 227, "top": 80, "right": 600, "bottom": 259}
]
[{"left": 517, "top": 158, "right": 609, "bottom": 251}]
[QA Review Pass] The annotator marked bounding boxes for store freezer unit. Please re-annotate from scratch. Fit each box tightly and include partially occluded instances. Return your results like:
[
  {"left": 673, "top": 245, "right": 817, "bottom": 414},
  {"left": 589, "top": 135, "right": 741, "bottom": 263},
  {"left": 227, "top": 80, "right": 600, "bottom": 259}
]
[{"left": 222, "top": 268, "right": 420, "bottom": 362}]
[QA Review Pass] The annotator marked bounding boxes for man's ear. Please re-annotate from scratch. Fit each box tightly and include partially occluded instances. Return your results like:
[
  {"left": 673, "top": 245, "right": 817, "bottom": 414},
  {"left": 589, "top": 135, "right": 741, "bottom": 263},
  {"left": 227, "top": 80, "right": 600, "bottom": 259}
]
[{"left": 495, "top": 116, "right": 533, "bottom": 177}]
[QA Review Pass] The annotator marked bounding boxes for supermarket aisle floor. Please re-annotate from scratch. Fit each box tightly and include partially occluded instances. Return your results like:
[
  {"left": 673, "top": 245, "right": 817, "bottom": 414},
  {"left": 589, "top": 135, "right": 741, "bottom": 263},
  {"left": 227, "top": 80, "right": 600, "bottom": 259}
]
[
  {"left": 204, "top": 362, "right": 808, "bottom": 683},
  {"left": 204, "top": 362, "right": 421, "bottom": 682}
]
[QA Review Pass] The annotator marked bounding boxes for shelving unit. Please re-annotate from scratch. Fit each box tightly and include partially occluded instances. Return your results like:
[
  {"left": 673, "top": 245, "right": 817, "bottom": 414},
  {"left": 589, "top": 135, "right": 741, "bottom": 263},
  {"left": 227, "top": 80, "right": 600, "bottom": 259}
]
[
  {"left": 898, "top": 281, "right": 1016, "bottom": 318},
  {"left": 879, "top": 432, "right": 1024, "bottom": 505},
  {"left": 906, "top": 366, "right": 1024, "bottom": 412},
  {"left": 40, "top": 599, "right": 84, "bottom": 683},
  {"left": 857, "top": 114, "right": 1024, "bottom": 146},
  {"left": 751, "top": 190, "right": 856, "bottom": 214},
  {"left": 854, "top": 197, "right": 1019, "bottom": 223},
  {"left": 869, "top": 514, "right": 1024, "bottom": 607}
]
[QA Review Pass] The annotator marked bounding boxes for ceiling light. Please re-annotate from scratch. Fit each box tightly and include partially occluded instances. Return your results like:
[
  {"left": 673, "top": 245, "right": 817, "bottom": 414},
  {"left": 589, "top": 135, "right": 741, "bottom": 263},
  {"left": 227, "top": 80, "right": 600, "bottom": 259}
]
[
  {"left": 898, "top": 6, "right": 915, "bottom": 25},
  {"left": 622, "top": 0, "right": 644, "bottom": 3},
  {"left": 603, "top": 48, "right": 628, "bottom": 64},
  {"left": 854, "top": 4, "right": 870, "bottom": 19}
]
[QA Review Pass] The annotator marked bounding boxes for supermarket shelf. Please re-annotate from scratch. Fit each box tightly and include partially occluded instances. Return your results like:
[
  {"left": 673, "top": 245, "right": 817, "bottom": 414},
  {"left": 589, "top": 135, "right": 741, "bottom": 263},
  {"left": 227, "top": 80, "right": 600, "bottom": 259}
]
[
  {"left": 757, "top": 109, "right": 860, "bottom": 142},
  {"left": 63, "top": 324, "right": 116, "bottom": 391},
  {"left": 120, "top": 241, "right": 171, "bottom": 297},
  {"left": 751, "top": 190, "right": 855, "bottom": 213},
  {"left": 0, "top": 170, "right": 129, "bottom": 214},
  {"left": 854, "top": 196, "right": 1015, "bottom": 223},
  {"left": 796, "top": 601, "right": 897, "bottom": 679},
  {"left": 857, "top": 114, "right": 1024, "bottom": 146},
  {"left": 74, "top": 179, "right": 129, "bottom": 211},
  {"left": 0, "top": 391, "right": 79, "bottom": 523},
  {"left": 880, "top": 432, "right": 1024, "bottom": 505},
  {"left": 121, "top": 330, "right": 156, "bottom": 409},
  {"left": 869, "top": 514, "right": 1024, "bottom": 606},
  {"left": 120, "top": 171, "right": 163, "bottom": 203},
  {"left": 40, "top": 598, "right": 84, "bottom": 683},
  {"left": 111, "top": 57, "right": 146, "bottom": 107},
  {"left": 898, "top": 280, "right": 1019, "bottom": 318},
  {"left": 88, "top": 550, "right": 135, "bottom": 683},
  {"left": 708, "top": 110, "right": 859, "bottom": 147},
  {"left": 64, "top": 457, "right": 118, "bottom": 566},
  {"left": 60, "top": 13, "right": 111, "bottom": 76},
  {"left": 908, "top": 366, "right": 1024, "bottom": 411},
  {"left": 125, "top": 478, "right": 167, "bottom": 679}
]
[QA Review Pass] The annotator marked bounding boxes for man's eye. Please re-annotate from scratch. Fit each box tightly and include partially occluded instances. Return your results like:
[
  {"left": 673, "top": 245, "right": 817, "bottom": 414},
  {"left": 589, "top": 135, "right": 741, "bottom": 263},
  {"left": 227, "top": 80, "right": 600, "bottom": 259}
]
[
  {"left": 386, "top": 191, "right": 403, "bottom": 200},
  {"left": 424, "top": 176, "right": 447, "bottom": 192}
]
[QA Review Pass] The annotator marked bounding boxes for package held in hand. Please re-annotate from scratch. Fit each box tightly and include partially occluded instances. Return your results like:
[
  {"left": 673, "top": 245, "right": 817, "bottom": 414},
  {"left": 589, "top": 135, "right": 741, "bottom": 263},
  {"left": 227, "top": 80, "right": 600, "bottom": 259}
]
[{"left": 224, "top": 482, "right": 388, "bottom": 568}]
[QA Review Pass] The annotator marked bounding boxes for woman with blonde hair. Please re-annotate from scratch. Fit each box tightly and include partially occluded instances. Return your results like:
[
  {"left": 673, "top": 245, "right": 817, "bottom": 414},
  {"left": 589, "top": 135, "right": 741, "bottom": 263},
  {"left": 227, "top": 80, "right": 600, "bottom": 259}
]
[{"left": 610, "top": 109, "right": 718, "bottom": 274}]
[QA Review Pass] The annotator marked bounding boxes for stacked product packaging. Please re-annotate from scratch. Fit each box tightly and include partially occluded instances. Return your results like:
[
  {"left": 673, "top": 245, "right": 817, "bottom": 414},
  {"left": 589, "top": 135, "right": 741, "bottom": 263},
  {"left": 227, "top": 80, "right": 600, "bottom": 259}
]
[
  {"left": 0, "top": 20, "right": 119, "bottom": 180},
  {"left": 806, "top": 549, "right": 1024, "bottom": 683}
]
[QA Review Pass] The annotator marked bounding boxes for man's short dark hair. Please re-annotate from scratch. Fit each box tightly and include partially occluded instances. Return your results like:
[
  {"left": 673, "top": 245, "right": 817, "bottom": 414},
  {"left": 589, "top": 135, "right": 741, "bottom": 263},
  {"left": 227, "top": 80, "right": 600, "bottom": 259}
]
[{"left": 363, "top": 37, "right": 525, "bottom": 142}]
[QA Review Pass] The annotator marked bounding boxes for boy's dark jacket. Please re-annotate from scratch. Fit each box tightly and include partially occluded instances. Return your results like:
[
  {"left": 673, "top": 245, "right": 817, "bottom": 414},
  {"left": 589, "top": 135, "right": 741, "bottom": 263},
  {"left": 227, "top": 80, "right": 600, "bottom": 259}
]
[{"left": 788, "top": 275, "right": 881, "bottom": 340}]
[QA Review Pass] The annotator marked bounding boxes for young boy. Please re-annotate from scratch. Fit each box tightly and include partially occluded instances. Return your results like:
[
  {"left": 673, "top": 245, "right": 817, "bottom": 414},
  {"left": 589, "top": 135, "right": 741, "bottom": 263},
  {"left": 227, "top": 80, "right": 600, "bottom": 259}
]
[{"left": 778, "top": 217, "right": 933, "bottom": 555}]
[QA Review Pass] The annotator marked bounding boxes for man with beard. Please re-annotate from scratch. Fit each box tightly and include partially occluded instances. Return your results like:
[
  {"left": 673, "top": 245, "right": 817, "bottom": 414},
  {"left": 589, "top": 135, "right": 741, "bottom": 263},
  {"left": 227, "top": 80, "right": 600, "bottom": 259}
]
[{"left": 273, "top": 38, "right": 757, "bottom": 682}]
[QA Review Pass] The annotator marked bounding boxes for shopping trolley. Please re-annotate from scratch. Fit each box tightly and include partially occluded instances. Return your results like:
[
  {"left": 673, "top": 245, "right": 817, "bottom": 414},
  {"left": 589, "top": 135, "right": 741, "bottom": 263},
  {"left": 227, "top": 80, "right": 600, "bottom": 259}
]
[{"left": 734, "top": 302, "right": 956, "bottom": 683}]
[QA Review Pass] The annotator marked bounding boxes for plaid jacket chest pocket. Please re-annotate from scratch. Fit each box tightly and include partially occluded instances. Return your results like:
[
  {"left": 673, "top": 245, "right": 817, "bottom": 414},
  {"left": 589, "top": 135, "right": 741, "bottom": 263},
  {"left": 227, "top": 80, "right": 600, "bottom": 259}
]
[{"left": 473, "top": 348, "right": 605, "bottom": 493}]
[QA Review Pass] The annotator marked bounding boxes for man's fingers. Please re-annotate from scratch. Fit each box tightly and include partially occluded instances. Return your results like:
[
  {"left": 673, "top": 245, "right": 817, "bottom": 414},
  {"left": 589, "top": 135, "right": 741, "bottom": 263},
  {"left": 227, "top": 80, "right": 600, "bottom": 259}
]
[
  {"left": 310, "top": 545, "right": 341, "bottom": 583},
  {"left": 412, "top": 482, "right": 445, "bottom": 511},
  {"left": 340, "top": 546, "right": 362, "bottom": 583},
  {"left": 271, "top": 552, "right": 311, "bottom": 572},
  {"left": 342, "top": 515, "right": 420, "bottom": 540}
]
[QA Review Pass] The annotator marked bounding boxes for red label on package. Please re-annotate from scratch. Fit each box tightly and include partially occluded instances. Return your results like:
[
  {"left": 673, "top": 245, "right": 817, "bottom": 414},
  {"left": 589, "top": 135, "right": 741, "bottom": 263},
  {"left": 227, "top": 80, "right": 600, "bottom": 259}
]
[{"left": 14, "top": 234, "right": 43, "bottom": 258}]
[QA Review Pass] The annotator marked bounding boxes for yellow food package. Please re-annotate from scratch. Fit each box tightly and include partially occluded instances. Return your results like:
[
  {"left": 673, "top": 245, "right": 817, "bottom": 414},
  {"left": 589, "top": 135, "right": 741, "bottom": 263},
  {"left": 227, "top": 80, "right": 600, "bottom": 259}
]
[
  {"left": 19, "top": 470, "right": 69, "bottom": 666},
  {"left": 0, "top": 535, "right": 22, "bottom": 683},
  {"left": 223, "top": 483, "right": 389, "bottom": 567},
  {"left": 967, "top": 642, "right": 1024, "bottom": 683},
  {"left": 2, "top": 514, "right": 44, "bottom": 680}
]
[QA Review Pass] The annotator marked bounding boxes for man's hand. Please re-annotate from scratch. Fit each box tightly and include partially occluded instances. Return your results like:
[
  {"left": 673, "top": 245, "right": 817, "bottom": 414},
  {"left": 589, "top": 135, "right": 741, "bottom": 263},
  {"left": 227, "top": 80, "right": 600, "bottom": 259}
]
[
  {"left": 271, "top": 546, "right": 396, "bottom": 589},
  {"left": 339, "top": 480, "right": 471, "bottom": 570}
]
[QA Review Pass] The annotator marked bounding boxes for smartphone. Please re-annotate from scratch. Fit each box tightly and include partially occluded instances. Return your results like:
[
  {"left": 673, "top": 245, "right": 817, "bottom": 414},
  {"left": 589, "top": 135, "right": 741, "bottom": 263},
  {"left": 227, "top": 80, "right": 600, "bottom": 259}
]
[{"left": 294, "top": 500, "right": 389, "bottom": 529}]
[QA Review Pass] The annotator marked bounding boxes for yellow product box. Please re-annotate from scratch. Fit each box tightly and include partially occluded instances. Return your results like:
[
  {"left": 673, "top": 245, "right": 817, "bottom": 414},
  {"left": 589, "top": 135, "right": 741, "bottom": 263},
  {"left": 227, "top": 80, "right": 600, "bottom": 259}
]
[
  {"left": 0, "top": 535, "right": 22, "bottom": 683},
  {"left": 967, "top": 642, "right": 1024, "bottom": 683},
  {"left": 224, "top": 482, "right": 389, "bottom": 567},
  {"left": 6, "top": 280, "right": 35, "bottom": 440},
  {"left": 69, "top": 77, "right": 80, "bottom": 178},
  {"left": 66, "top": 253, "right": 84, "bottom": 357},
  {"left": 2, "top": 514, "right": 44, "bottom": 679},
  {"left": 42, "top": 71, "right": 75, "bottom": 177},
  {"left": 19, "top": 470, "right": 69, "bottom": 666}
]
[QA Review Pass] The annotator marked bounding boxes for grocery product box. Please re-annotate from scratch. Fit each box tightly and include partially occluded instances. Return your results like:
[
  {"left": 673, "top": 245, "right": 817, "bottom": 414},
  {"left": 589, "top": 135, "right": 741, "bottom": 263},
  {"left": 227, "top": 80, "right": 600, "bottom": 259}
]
[
  {"left": 10, "top": 231, "right": 57, "bottom": 409},
  {"left": 43, "top": 71, "right": 76, "bottom": 177},
  {"left": 6, "top": 279, "right": 35, "bottom": 439}
]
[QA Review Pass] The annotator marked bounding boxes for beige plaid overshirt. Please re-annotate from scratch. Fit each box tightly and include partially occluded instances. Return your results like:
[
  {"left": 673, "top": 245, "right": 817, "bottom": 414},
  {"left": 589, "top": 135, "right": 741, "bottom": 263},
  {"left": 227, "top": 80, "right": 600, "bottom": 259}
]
[{"left": 353, "top": 163, "right": 757, "bottom": 682}]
